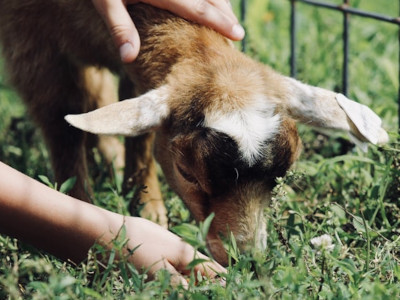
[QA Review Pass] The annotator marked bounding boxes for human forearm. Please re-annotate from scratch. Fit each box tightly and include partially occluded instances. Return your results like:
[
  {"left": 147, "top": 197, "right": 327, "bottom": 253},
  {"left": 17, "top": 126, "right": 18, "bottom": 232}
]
[{"left": 0, "top": 161, "right": 123, "bottom": 262}]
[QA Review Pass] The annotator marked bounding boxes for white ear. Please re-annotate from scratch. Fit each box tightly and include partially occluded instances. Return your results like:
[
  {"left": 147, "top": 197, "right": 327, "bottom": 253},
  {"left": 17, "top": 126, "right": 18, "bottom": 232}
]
[
  {"left": 65, "top": 86, "right": 170, "bottom": 136},
  {"left": 281, "top": 77, "right": 389, "bottom": 146}
]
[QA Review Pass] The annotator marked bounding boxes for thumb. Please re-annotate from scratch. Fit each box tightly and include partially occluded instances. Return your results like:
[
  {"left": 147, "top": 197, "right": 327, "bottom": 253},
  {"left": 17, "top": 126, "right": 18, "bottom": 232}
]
[{"left": 92, "top": 0, "right": 141, "bottom": 63}]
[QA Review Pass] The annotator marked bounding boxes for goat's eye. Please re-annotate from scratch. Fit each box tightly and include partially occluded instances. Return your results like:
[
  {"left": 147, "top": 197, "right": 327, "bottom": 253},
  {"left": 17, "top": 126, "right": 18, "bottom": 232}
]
[{"left": 176, "top": 164, "right": 198, "bottom": 184}]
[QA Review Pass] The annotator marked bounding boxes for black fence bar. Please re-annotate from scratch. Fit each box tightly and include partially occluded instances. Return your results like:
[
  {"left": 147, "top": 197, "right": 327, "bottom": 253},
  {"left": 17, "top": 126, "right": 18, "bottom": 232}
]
[
  {"left": 342, "top": 0, "right": 349, "bottom": 96},
  {"left": 240, "top": 0, "right": 247, "bottom": 52},
  {"left": 290, "top": 0, "right": 400, "bottom": 131},
  {"left": 290, "top": 0, "right": 297, "bottom": 78}
]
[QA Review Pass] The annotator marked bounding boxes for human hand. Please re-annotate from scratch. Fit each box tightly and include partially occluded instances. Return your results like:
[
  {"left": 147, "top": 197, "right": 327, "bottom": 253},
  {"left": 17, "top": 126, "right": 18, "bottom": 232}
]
[
  {"left": 91, "top": 0, "right": 245, "bottom": 63},
  {"left": 122, "top": 217, "right": 226, "bottom": 286}
]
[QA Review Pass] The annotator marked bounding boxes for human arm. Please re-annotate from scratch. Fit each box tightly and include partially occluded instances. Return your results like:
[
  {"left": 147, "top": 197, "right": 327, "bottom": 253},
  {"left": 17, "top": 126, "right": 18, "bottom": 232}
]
[
  {"left": 0, "top": 162, "right": 226, "bottom": 285},
  {"left": 92, "top": 0, "right": 245, "bottom": 63}
]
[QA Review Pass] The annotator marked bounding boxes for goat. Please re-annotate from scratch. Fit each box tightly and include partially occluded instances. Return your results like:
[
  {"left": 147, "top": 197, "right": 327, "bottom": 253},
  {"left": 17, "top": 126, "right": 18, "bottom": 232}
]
[{"left": 0, "top": 1, "right": 388, "bottom": 265}]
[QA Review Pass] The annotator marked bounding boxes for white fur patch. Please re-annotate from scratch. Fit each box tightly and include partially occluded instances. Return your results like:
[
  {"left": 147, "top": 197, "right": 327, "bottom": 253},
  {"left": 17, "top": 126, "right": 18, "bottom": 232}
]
[{"left": 203, "top": 95, "right": 280, "bottom": 165}]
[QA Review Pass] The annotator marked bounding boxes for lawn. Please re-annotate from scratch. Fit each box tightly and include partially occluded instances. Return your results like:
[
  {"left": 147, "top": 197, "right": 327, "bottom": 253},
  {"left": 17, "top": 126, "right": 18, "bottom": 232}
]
[{"left": 0, "top": 0, "right": 399, "bottom": 298}]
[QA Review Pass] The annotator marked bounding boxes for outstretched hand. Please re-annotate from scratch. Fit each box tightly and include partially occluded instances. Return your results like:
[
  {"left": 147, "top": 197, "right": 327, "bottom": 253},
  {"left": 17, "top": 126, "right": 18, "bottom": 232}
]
[
  {"left": 91, "top": 0, "right": 245, "bottom": 63},
  {"left": 122, "top": 217, "right": 226, "bottom": 286}
]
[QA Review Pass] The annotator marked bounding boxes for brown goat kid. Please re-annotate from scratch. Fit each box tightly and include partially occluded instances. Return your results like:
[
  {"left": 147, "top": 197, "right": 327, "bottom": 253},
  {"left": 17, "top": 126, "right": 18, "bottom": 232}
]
[{"left": 0, "top": 1, "right": 388, "bottom": 265}]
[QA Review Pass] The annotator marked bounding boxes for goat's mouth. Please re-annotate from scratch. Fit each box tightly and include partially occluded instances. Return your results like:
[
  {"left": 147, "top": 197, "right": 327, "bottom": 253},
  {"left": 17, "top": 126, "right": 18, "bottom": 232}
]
[{"left": 206, "top": 215, "right": 268, "bottom": 266}]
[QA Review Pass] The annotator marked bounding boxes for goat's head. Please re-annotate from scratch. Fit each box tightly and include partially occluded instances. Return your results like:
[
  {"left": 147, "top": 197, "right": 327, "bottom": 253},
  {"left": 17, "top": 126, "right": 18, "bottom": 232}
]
[{"left": 65, "top": 57, "right": 388, "bottom": 265}]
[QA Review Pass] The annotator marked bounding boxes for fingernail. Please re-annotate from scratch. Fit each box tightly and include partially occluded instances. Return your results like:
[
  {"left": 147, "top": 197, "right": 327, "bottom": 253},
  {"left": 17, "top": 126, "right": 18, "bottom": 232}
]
[
  {"left": 231, "top": 24, "right": 245, "bottom": 40},
  {"left": 119, "top": 42, "right": 135, "bottom": 63}
]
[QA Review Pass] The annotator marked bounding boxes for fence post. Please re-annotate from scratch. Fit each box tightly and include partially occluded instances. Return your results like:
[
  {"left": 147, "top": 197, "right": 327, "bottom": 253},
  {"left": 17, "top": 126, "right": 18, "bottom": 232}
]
[
  {"left": 290, "top": 0, "right": 297, "bottom": 78},
  {"left": 240, "top": 0, "right": 247, "bottom": 52},
  {"left": 342, "top": 0, "right": 349, "bottom": 96},
  {"left": 398, "top": 0, "right": 400, "bottom": 132}
]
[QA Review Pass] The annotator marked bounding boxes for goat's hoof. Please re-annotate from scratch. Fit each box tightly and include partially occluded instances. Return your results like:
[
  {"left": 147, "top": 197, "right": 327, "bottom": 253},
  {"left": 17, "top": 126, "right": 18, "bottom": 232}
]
[{"left": 140, "top": 199, "right": 168, "bottom": 229}]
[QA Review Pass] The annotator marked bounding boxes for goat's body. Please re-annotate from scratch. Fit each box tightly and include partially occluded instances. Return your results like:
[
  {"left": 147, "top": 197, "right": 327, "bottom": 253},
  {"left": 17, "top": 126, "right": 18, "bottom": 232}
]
[{"left": 0, "top": 1, "right": 388, "bottom": 265}]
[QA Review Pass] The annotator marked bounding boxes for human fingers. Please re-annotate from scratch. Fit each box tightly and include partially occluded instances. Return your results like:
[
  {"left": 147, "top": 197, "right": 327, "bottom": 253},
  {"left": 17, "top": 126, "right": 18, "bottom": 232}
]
[
  {"left": 92, "top": 0, "right": 140, "bottom": 63},
  {"left": 123, "top": 217, "right": 226, "bottom": 283},
  {"left": 141, "top": 0, "right": 245, "bottom": 41},
  {"left": 157, "top": 259, "right": 189, "bottom": 288},
  {"left": 171, "top": 242, "right": 227, "bottom": 279},
  {"left": 187, "top": 250, "right": 227, "bottom": 279}
]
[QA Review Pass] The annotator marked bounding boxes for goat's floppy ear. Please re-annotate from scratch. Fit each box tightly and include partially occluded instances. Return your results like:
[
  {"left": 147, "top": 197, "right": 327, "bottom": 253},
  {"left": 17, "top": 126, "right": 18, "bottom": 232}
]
[
  {"left": 279, "top": 76, "right": 389, "bottom": 146},
  {"left": 65, "top": 87, "right": 169, "bottom": 136}
]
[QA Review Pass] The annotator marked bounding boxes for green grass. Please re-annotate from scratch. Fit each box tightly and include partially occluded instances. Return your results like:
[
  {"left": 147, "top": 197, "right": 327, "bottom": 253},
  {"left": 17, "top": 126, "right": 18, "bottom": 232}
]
[{"left": 1, "top": 0, "right": 400, "bottom": 298}]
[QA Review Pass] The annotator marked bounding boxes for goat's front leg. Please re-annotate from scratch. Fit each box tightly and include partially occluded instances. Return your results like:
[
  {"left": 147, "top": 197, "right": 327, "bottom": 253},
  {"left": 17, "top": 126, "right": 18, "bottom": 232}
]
[
  {"left": 82, "top": 67, "right": 125, "bottom": 177},
  {"left": 124, "top": 133, "right": 168, "bottom": 228},
  {"left": 117, "top": 77, "right": 168, "bottom": 227}
]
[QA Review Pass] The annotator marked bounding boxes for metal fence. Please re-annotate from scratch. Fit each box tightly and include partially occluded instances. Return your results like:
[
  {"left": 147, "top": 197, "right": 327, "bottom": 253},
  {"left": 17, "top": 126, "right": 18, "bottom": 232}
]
[{"left": 240, "top": 0, "right": 400, "bottom": 131}]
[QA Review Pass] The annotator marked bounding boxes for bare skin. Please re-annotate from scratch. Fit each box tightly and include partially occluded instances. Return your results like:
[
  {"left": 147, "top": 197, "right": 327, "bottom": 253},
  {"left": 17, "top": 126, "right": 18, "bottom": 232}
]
[
  {"left": 91, "top": 0, "right": 245, "bottom": 62},
  {"left": 0, "top": 162, "right": 226, "bottom": 286}
]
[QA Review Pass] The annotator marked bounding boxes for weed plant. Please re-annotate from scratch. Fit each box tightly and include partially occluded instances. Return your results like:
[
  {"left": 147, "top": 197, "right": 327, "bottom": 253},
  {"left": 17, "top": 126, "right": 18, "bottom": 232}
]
[{"left": 0, "top": 0, "right": 399, "bottom": 298}]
